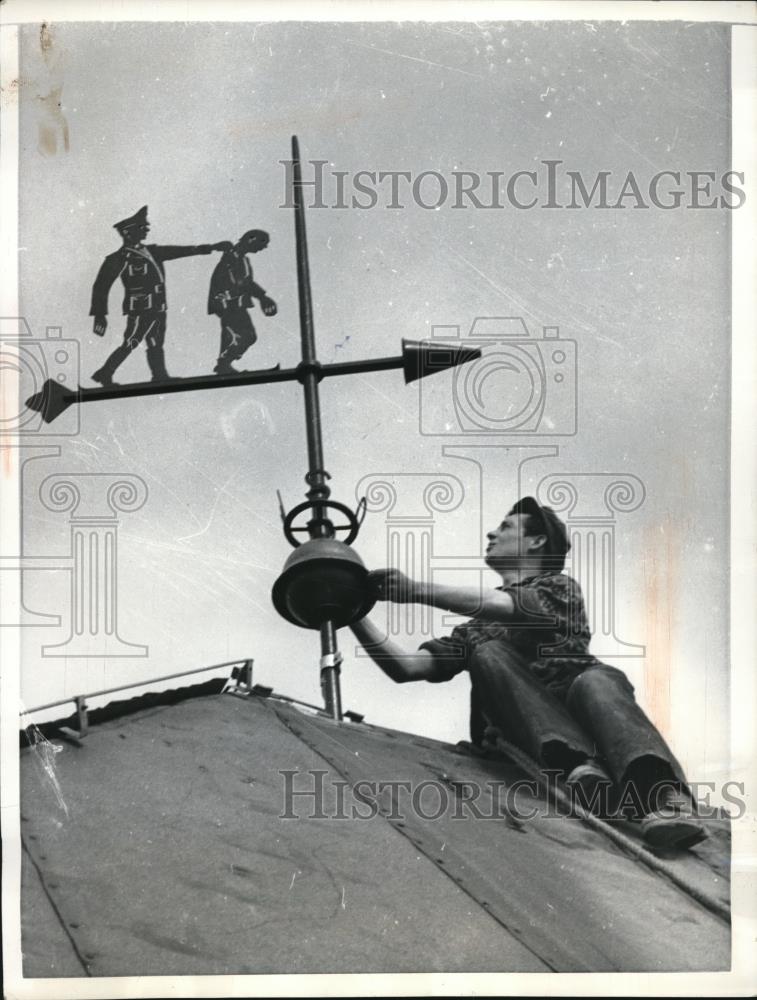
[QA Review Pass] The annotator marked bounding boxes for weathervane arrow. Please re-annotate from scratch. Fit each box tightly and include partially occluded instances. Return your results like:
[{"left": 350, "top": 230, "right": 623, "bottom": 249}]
[{"left": 25, "top": 338, "right": 480, "bottom": 423}]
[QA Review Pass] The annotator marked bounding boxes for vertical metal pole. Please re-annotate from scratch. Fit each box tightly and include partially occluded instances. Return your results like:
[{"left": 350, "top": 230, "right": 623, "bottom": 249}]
[
  {"left": 291, "top": 135, "right": 330, "bottom": 533},
  {"left": 319, "top": 620, "right": 343, "bottom": 721},
  {"left": 292, "top": 135, "right": 342, "bottom": 721}
]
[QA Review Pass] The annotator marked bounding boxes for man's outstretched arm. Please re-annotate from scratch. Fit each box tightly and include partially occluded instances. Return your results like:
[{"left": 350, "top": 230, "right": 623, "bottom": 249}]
[
  {"left": 154, "top": 242, "right": 232, "bottom": 261},
  {"left": 369, "top": 568, "right": 515, "bottom": 623},
  {"left": 349, "top": 616, "right": 439, "bottom": 684}
]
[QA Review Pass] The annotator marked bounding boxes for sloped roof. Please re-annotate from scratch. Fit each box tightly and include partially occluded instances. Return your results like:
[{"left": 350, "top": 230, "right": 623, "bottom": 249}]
[{"left": 19, "top": 687, "right": 730, "bottom": 977}]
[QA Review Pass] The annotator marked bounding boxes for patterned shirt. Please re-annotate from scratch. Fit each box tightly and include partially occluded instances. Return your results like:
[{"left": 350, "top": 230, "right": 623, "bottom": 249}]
[{"left": 419, "top": 572, "right": 598, "bottom": 700}]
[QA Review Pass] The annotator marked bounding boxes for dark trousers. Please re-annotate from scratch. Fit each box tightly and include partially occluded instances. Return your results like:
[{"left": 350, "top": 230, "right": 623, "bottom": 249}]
[
  {"left": 97, "top": 313, "right": 168, "bottom": 380},
  {"left": 217, "top": 307, "right": 256, "bottom": 363},
  {"left": 469, "top": 639, "right": 686, "bottom": 807}
]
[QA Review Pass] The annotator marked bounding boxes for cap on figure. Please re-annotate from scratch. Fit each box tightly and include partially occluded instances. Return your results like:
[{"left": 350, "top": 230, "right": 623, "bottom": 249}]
[{"left": 114, "top": 205, "right": 149, "bottom": 235}]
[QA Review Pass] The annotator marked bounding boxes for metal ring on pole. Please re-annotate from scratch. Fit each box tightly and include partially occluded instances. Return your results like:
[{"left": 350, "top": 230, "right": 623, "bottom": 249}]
[{"left": 282, "top": 498, "right": 362, "bottom": 547}]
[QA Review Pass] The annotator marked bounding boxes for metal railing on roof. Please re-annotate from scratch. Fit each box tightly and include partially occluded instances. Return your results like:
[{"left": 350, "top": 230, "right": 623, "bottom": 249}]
[
  {"left": 19, "top": 659, "right": 254, "bottom": 736},
  {"left": 19, "top": 659, "right": 365, "bottom": 738}
]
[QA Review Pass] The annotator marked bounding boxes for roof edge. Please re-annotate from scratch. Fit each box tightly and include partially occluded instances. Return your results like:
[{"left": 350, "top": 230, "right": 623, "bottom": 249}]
[{"left": 19, "top": 677, "right": 228, "bottom": 747}]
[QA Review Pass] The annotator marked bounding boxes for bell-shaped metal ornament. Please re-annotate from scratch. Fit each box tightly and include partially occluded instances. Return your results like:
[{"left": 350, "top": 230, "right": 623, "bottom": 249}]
[{"left": 271, "top": 537, "right": 376, "bottom": 630}]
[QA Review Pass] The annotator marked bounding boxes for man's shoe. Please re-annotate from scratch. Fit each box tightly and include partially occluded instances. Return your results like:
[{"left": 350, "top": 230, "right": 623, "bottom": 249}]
[
  {"left": 481, "top": 724, "right": 504, "bottom": 752},
  {"left": 213, "top": 361, "right": 241, "bottom": 376},
  {"left": 91, "top": 369, "right": 117, "bottom": 387},
  {"left": 566, "top": 759, "right": 613, "bottom": 814},
  {"left": 639, "top": 787, "right": 706, "bottom": 850}
]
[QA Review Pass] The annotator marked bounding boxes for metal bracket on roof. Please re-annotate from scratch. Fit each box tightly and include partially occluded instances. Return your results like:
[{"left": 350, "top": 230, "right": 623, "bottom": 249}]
[
  {"left": 57, "top": 695, "right": 88, "bottom": 744},
  {"left": 75, "top": 696, "right": 88, "bottom": 738},
  {"left": 251, "top": 684, "right": 274, "bottom": 698},
  {"left": 231, "top": 659, "right": 254, "bottom": 692},
  {"left": 344, "top": 710, "right": 364, "bottom": 723}
]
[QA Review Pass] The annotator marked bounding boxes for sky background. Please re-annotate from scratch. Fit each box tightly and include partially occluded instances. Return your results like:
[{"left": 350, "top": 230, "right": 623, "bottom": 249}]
[{"left": 14, "top": 18, "right": 731, "bottom": 781}]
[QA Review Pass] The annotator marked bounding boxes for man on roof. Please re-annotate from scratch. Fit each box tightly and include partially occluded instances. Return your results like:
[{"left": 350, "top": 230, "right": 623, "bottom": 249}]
[{"left": 350, "top": 496, "right": 705, "bottom": 850}]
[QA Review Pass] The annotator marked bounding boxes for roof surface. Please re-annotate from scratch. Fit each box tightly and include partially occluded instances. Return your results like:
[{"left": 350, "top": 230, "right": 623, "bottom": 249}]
[{"left": 19, "top": 688, "right": 730, "bottom": 977}]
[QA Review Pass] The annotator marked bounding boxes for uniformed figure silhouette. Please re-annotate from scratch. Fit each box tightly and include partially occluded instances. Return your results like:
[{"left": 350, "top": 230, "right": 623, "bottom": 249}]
[
  {"left": 90, "top": 206, "right": 231, "bottom": 385},
  {"left": 207, "top": 229, "right": 277, "bottom": 375}
]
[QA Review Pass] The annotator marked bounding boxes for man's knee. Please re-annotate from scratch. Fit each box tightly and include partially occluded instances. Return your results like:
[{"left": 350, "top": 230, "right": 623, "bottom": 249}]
[
  {"left": 145, "top": 317, "right": 165, "bottom": 349},
  {"left": 566, "top": 664, "right": 634, "bottom": 712},
  {"left": 238, "top": 312, "right": 256, "bottom": 346},
  {"left": 222, "top": 324, "right": 241, "bottom": 346},
  {"left": 126, "top": 319, "right": 151, "bottom": 350}
]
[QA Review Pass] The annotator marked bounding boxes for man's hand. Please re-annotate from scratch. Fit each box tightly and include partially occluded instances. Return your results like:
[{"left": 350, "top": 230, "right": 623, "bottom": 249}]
[
  {"left": 93, "top": 316, "right": 107, "bottom": 337},
  {"left": 212, "top": 241, "right": 233, "bottom": 252},
  {"left": 368, "top": 568, "right": 418, "bottom": 604},
  {"left": 260, "top": 295, "right": 277, "bottom": 317}
]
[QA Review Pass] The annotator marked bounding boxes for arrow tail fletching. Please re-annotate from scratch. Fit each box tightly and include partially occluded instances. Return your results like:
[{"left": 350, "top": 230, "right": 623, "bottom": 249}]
[{"left": 25, "top": 379, "right": 75, "bottom": 424}]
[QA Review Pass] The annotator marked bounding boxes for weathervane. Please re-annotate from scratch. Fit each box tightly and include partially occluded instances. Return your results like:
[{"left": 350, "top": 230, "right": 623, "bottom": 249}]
[{"left": 26, "top": 135, "right": 481, "bottom": 720}]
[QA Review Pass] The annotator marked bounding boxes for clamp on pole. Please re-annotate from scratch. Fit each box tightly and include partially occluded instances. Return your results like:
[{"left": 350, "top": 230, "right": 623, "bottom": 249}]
[{"left": 320, "top": 651, "right": 343, "bottom": 672}]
